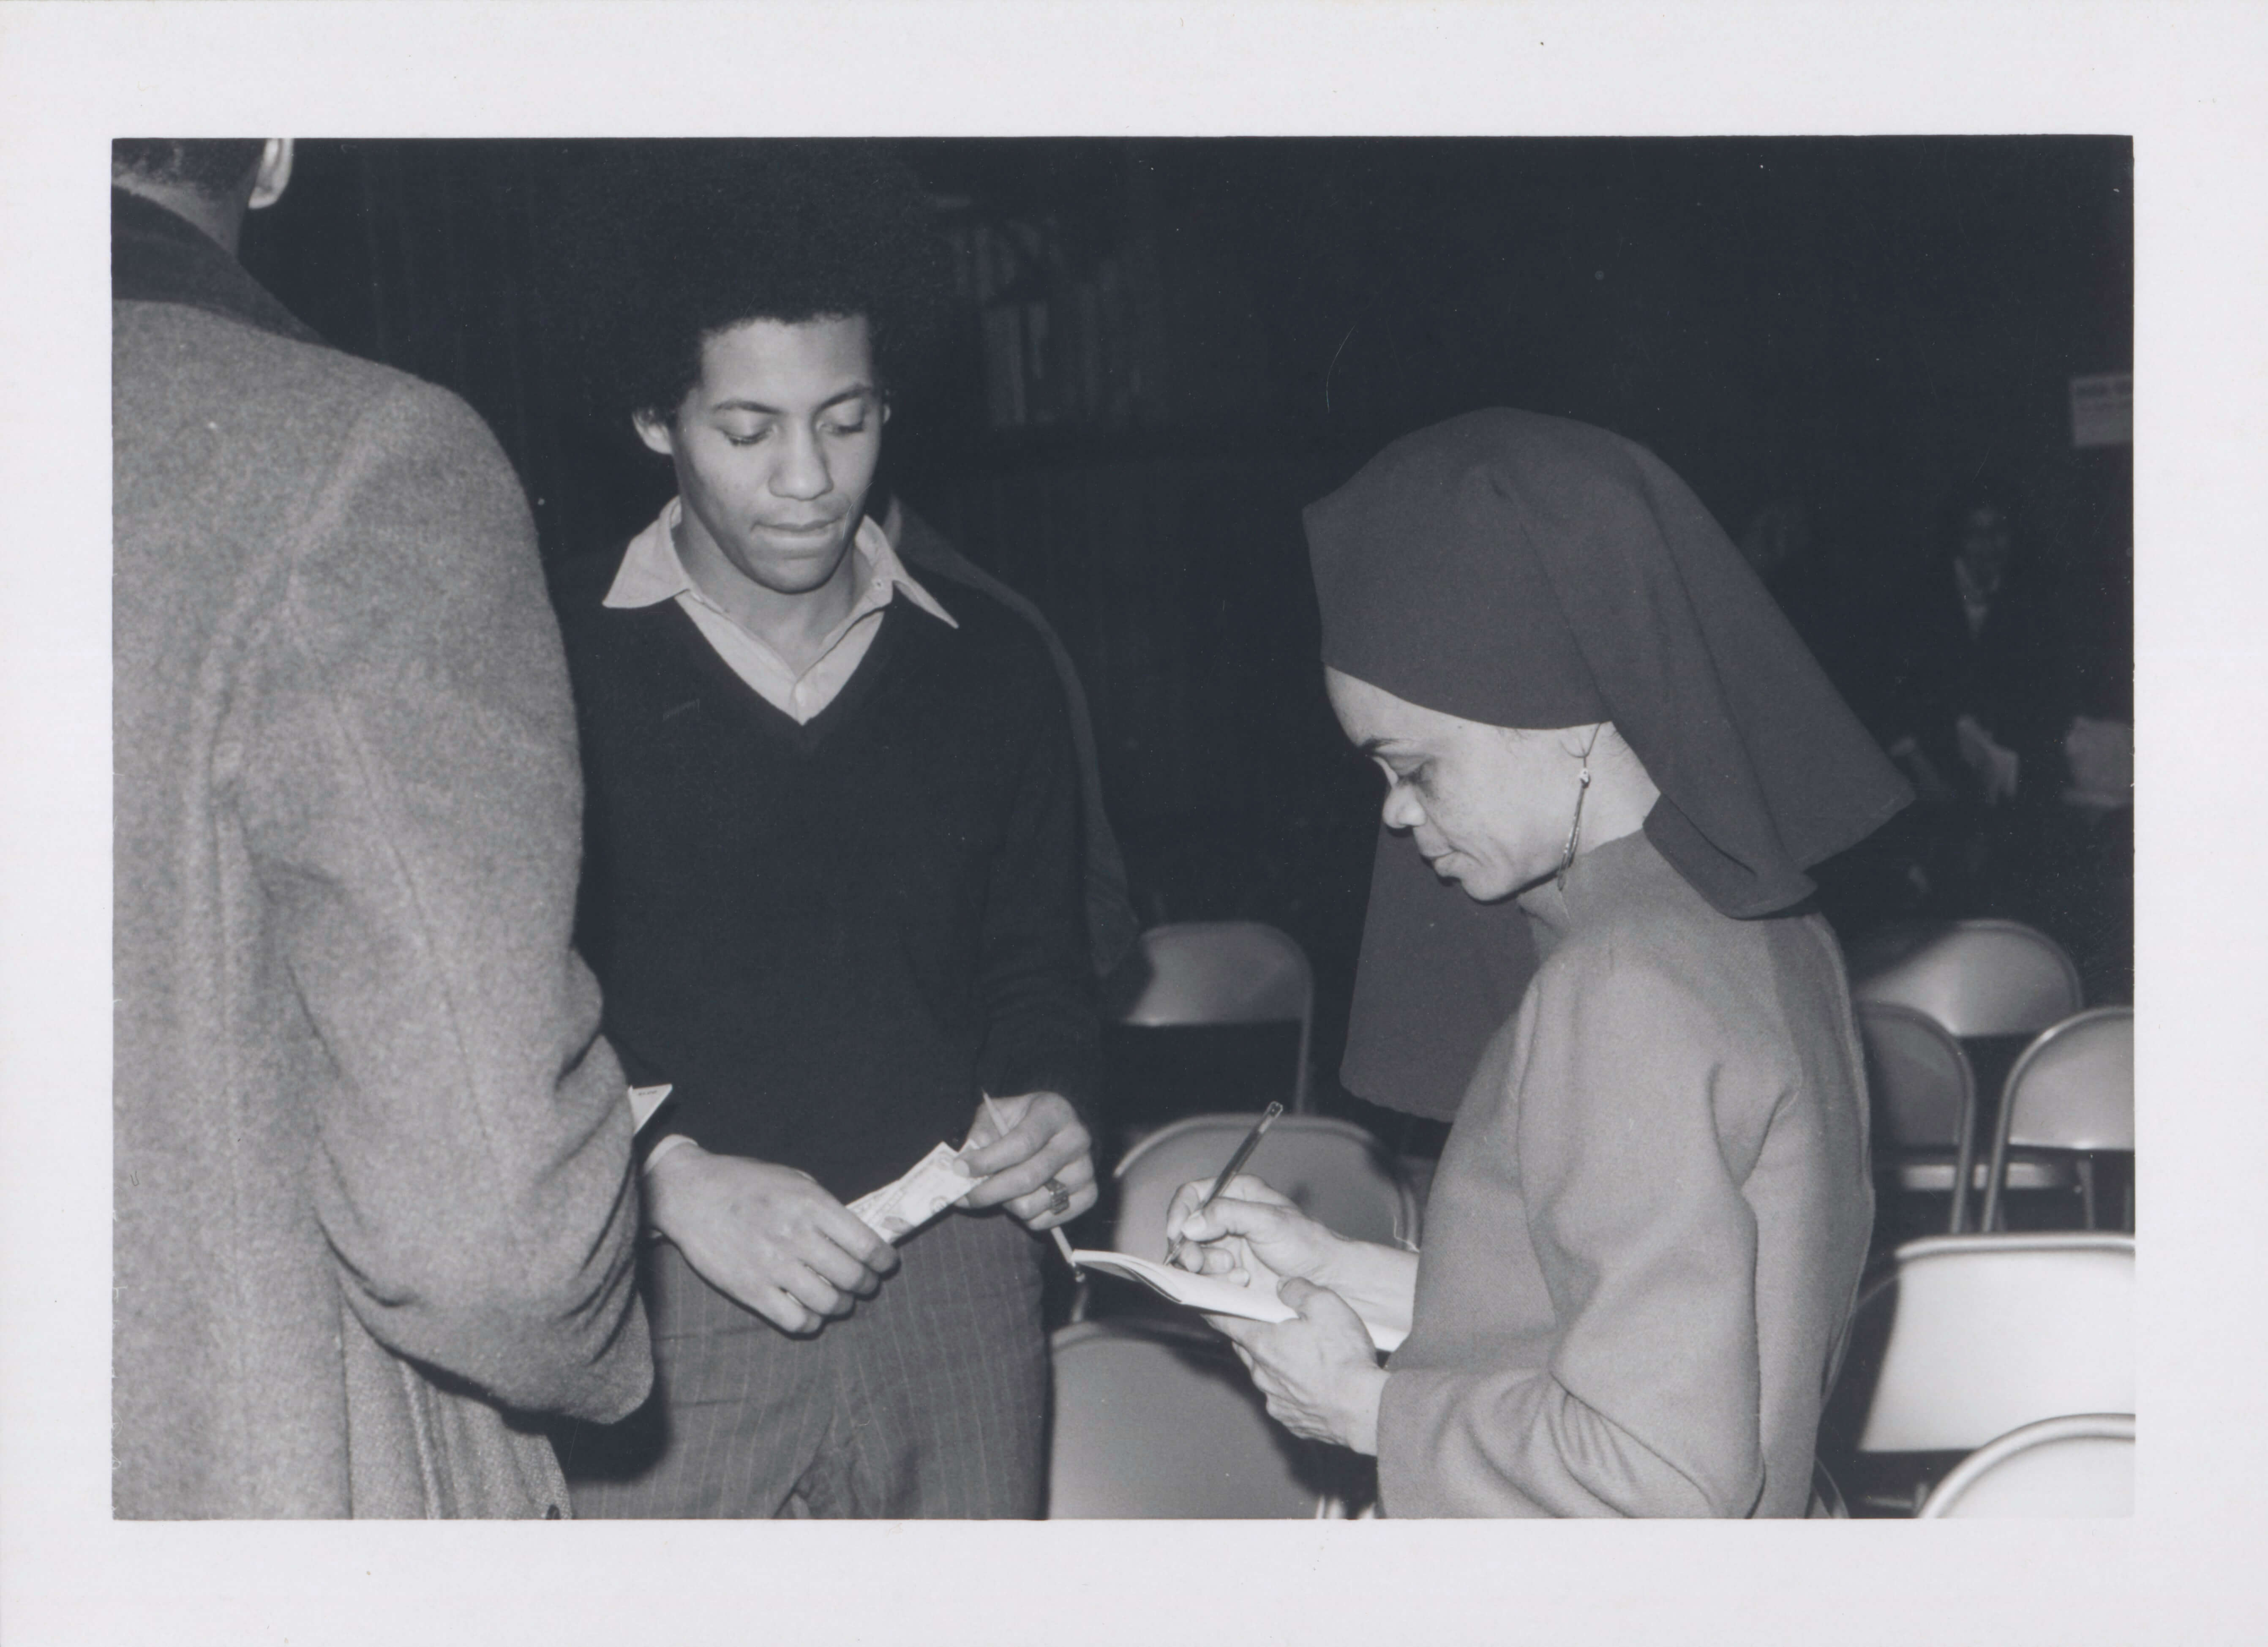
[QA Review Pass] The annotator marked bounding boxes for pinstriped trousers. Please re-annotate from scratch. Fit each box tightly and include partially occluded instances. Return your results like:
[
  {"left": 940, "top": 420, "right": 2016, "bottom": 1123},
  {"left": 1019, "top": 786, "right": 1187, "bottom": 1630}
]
[{"left": 557, "top": 1208, "right": 1047, "bottom": 1519}]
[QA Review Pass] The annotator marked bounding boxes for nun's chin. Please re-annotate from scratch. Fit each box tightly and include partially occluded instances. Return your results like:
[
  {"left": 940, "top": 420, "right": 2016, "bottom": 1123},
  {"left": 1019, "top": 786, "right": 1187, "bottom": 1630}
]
[{"left": 1434, "top": 857, "right": 1524, "bottom": 905}]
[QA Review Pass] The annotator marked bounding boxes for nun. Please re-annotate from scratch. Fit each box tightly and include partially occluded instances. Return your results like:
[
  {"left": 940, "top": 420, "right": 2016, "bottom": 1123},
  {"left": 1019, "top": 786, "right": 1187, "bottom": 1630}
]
[{"left": 1167, "top": 409, "right": 1911, "bottom": 1518}]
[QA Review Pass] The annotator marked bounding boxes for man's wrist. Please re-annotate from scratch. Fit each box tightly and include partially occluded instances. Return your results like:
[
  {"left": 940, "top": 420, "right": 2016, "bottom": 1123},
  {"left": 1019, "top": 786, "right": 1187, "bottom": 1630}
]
[
  {"left": 639, "top": 1137, "right": 705, "bottom": 1233},
  {"left": 643, "top": 1133, "right": 698, "bottom": 1173}
]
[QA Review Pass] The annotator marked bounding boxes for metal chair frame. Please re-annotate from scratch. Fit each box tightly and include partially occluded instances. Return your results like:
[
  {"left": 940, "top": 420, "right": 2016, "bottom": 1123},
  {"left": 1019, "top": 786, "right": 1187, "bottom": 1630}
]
[
  {"left": 1850, "top": 917, "right": 2085, "bottom": 1039},
  {"left": 1858, "top": 999, "right": 1983, "bottom": 1234},
  {"left": 1106, "top": 921, "right": 1316, "bottom": 1113},
  {"left": 1982, "top": 1006, "right": 2135, "bottom": 1233},
  {"left": 1833, "top": 1232, "right": 2134, "bottom": 1458},
  {"left": 1915, "top": 1412, "right": 2135, "bottom": 1518},
  {"left": 1044, "top": 1317, "right": 1350, "bottom": 1518}
]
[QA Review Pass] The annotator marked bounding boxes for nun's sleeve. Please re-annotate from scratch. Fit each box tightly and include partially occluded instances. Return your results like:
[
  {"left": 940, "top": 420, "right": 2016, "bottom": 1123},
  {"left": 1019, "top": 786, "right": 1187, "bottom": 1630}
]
[{"left": 1377, "top": 956, "right": 1772, "bottom": 1518}]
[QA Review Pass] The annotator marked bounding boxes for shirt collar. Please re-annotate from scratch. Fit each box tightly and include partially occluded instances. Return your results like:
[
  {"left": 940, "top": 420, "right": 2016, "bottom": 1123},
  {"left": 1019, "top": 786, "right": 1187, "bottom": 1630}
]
[{"left": 605, "top": 499, "right": 957, "bottom": 630}]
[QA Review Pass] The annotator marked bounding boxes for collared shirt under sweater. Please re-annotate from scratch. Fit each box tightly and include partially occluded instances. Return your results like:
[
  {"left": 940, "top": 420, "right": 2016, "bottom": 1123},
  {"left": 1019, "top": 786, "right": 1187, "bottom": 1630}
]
[{"left": 552, "top": 515, "right": 1099, "bottom": 1203}]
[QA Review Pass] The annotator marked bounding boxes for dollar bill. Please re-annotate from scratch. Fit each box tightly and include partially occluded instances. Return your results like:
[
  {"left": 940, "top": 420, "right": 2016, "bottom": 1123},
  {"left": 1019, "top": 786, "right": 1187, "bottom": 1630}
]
[{"left": 848, "top": 1140, "right": 977, "bottom": 1242}]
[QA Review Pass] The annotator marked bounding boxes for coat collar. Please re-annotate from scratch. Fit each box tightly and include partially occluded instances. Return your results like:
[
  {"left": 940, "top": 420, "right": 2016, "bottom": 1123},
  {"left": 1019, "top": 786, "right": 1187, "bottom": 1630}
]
[
  {"left": 1515, "top": 826, "right": 1676, "bottom": 945},
  {"left": 111, "top": 188, "right": 323, "bottom": 346}
]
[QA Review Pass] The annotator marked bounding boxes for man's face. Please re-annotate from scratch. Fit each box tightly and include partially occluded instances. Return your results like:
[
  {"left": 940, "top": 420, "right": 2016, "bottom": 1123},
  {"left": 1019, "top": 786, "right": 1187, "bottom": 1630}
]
[
  {"left": 637, "top": 313, "right": 886, "bottom": 602},
  {"left": 1326, "top": 668, "right": 1587, "bottom": 904}
]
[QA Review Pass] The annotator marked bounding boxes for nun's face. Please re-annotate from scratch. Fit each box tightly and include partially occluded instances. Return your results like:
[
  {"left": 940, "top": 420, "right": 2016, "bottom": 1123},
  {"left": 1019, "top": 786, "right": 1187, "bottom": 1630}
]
[{"left": 1327, "top": 669, "right": 1587, "bottom": 903}]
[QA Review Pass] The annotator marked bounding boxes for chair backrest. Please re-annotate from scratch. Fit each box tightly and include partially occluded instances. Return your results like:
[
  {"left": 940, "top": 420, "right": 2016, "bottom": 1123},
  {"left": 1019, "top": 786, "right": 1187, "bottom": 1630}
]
[
  {"left": 1858, "top": 1000, "right": 1983, "bottom": 1233},
  {"left": 1916, "top": 1414, "right": 2135, "bottom": 1518},
  {"left": 1981, "top": 1007, "right": 2135, "bottom": 1233},
  {"left": 1849, "top": 919, "right": 2085, "bottom": 1039},
  {"left": 1110, "top": 1113, "right": 1420, "bottom": 1261},
  {"left": 1858, "top": 1000, "right": 1976, "bottom": 1151},
  {"left": 2001, "top": 1008, "right": 2135, "bottom": 1153},
  {"left": 1045, "top": 1320, "right": 1336, "bottom": 1517},
  {"left": 1831, "top": 1233, "right": 2134, "bottom": 1454},
  {"left": 1106, "top": 922, "right": 1314, "bottom": 1110}
]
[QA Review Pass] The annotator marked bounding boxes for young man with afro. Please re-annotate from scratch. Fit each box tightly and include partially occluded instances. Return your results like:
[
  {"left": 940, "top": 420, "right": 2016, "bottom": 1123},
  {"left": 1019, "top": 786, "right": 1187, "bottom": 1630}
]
[{"left": 549, "top": 144, "right": 1099, "bottom": 1519}]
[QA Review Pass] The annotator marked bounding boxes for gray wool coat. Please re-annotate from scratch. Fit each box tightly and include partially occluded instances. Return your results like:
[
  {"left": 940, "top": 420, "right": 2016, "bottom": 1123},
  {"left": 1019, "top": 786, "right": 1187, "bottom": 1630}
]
[{"left": 112, "top": 193, "right": 650, "bottom": 1517}]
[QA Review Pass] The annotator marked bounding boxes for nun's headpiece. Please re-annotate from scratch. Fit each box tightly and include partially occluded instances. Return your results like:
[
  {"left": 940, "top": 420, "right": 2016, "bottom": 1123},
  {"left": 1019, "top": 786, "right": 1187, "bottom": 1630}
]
[
  {"left": 1310, "top": 407, "right": 1908, "bottom": 919},
  {"left": 1307, "top": 409, "right": 1911, "bottom": 1115}
]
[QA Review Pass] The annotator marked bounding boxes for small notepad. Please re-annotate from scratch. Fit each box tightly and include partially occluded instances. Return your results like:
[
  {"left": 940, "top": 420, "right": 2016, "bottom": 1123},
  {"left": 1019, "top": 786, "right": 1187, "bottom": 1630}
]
[{"left": 1068, "top": 1251, "right": 1407, "bottom": 1353}]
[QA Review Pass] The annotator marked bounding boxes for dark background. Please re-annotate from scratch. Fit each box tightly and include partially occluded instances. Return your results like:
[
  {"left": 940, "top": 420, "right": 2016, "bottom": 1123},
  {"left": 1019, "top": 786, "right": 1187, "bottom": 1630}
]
[{"left": 240, "top": 137, "right": 2133, "bottom": 1115}]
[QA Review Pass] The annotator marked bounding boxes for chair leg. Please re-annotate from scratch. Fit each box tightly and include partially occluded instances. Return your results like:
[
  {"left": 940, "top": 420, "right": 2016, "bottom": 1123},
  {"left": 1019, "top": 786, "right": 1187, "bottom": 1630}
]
[{"left": 2079, "top": 1156, "right": 2098, "bottom": 1231}]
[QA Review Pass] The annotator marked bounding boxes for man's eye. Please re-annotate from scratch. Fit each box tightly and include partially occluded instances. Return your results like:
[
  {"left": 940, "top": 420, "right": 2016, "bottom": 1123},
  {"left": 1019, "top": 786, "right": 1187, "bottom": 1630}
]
[
  {"left": 722, "top": 428, "right": 770, "bottom": 447},
  {"left": 823, "top": 417, "right": 869, "bottom": 438}
]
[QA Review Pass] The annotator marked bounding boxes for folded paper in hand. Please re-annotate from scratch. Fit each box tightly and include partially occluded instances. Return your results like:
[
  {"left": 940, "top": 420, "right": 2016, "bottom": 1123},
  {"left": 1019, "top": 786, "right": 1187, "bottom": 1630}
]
[
  {"left": 1068, "top": 1251, "right": 1408, "bottom": 1353},
  {"left": 848, "top": 1141, "right": 977, "bottom": 1243}
]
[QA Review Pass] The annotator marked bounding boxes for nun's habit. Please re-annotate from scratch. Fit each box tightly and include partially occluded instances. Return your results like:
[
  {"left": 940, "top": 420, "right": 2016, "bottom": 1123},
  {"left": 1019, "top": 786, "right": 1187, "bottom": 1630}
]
[{"left": 1307, "top": 410, "right": 1909, "bottom": 1518}]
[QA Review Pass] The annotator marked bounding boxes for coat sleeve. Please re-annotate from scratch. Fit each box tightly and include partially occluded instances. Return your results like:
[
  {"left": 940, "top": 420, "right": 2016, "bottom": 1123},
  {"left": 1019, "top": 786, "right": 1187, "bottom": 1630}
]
[
  {"left": 1378, "top": 958, "right": 1771, "bottom": 1517},
  {"left": 231, "top": 376, "right": 651, "bottom": 1424}
]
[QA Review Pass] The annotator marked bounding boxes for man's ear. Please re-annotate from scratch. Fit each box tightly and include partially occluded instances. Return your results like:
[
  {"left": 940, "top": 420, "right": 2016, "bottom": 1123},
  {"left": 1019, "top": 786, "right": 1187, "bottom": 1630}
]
[
  {"left": 633, "top": 409, "right": 676, "bottom": 458},
  {"left": 247, "top": 140, "right": 294, "bottom": 212}
]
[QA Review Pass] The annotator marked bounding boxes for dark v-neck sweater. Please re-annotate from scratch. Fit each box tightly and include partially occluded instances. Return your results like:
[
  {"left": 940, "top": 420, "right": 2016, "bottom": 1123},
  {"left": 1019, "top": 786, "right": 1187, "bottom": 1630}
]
[{"left": 551, "top": 551, "right": 1099, "bottom": 1203}]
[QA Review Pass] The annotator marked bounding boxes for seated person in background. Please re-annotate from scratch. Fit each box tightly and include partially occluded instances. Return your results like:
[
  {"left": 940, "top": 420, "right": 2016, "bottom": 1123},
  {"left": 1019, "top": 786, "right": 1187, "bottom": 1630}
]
[
  {"left": 549, "top": 143, "right": 1099, "bottom": 1518},
  {"left": 1169, "top": 410, "right": 1909, "bottom": 1517}
]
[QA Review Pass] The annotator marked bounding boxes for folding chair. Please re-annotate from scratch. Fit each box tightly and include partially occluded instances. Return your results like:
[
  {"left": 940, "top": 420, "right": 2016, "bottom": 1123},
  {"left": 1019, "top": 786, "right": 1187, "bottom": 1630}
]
[
  {"left": 1849, "top": 918, "right": 2084, "bottom": 1039},
  {"left": 1858, "top": 1001, "right": 1982, "bottom": 1234},
  {"left": 1851, "top": 919, "right": 2091, "bottom": 1227},
  {"left": 1044, "top": 1319, "right": 1353, "bottom": 1517},
  {"left": 1108, "top": 1112, "right": 1421, "bottom": 1266},
  {"left": 1821, "top": 1233, "right": 2134, "bottom": 1513},
  {"left": 1915, "top": 1414, "right": 2134, "bottom": 1518},
  {"left": 1105, "top": 922, "right": 1315, "bottom": 1113},
  {"left": 1982, "top": 1008, "right": 2135, "bottom": 1233}
]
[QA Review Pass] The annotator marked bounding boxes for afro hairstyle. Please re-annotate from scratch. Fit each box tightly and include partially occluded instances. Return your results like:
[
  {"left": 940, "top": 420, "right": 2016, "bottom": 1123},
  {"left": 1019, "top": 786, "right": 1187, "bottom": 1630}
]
[{"left": 553, "top": 140, "right": 953, "bottom": 425}]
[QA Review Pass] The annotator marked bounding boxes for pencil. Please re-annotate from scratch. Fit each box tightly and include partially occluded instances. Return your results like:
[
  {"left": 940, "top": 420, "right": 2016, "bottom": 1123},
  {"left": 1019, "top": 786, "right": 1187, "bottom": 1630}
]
[
  {"left": 1163, "top": 1100, "right": 1285, "bottom": 1266},
  {"left": 981, "top": 1091, "right": 1082, "bottom": 1276}
]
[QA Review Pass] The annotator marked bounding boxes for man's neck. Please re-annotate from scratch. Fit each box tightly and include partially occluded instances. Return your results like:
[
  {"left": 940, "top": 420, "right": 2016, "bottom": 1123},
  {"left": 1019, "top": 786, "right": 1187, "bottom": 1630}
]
[
  {"left": 675, "top": 513, "right": 865, "bottom": 676},
  {"left": 113, "top": 177, "right": 246, "bottom": 258}
]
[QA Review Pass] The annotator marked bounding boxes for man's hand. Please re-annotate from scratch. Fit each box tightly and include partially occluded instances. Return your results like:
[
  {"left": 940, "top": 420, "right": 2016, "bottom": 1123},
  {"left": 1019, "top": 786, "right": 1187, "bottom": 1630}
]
[
  {"left": 959, "top": 1091, "right": 1097, "bottom": 1232},
  {"left": 643, "top": 1143, "right": 900, "bottom": 1336},
  {"left": 1208, "top": 1280, "right": 1389, "bottom": 1455}
]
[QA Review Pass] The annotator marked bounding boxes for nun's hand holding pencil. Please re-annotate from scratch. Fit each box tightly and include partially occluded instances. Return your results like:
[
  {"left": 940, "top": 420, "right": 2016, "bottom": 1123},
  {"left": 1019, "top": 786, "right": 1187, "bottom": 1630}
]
[{"left": 1167, "top": 1176, "right": 1396, "bottom": 1455}]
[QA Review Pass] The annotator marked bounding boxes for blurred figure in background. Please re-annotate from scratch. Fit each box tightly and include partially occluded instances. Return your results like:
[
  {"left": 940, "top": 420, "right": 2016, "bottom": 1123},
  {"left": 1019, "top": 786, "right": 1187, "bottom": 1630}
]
[
  {"left": 1872, "top": 475, "right": 2130, "bottom": 997},
  {"left": 1875, "top": 477, "right": 2072, "bottom": 910},
  {"left": 112, "top": 138, "right": 650, "bottom": 1517}
]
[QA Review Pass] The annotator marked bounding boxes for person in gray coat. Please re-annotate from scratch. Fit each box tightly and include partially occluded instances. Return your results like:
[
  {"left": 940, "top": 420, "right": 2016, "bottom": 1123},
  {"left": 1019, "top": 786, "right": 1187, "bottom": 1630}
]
[{"left": 112, "top": 139, "right": 650, "bottom": 1518}]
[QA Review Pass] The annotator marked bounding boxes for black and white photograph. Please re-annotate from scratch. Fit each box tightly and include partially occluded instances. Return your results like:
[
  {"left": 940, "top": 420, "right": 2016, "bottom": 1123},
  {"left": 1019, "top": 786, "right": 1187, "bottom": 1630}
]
[{"left": 4, "top": 4, "right": 2264, "bottom": 1644}]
